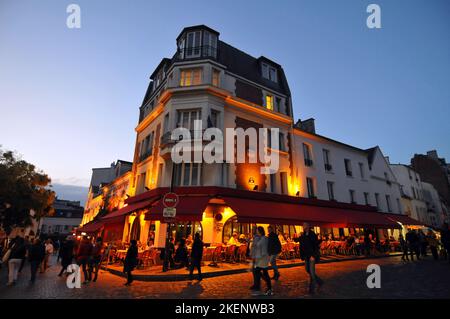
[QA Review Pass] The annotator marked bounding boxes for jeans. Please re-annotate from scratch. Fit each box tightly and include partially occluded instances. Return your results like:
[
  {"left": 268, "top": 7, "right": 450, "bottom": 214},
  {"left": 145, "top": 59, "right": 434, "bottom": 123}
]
[
  {"left": 89, "top": 256, "right": 101, "bottom": 282},
  {"left": 269, "top": 254, "right": 279, "bottom": 275},
  {"left": 305, "top": 257, "right": 323, "bottom": 292},
  {"left": 253, "top": 267, "right": 271, "bottom": 291},
  {"left": 30, "top": 260, "right": 40, "bottom": 282},
  {"left": 8, "top": 259, "right": 22, "bottom": 283}
]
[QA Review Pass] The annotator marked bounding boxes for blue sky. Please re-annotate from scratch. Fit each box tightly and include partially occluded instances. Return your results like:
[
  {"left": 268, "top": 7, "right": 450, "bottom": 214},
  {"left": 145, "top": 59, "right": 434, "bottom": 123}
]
[{"left": 1, "top": 0, "right": 449, "bottom": 187}]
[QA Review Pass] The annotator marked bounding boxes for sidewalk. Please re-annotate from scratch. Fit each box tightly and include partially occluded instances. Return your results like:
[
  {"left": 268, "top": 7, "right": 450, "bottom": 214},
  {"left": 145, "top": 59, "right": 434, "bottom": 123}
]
[{"left": 102, "top": 252, "right": 402, "bottom": 281}]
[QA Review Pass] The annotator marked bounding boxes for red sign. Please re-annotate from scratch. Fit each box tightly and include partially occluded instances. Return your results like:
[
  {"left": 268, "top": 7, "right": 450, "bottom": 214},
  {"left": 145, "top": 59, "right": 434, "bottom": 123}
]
[{"left": 163, "top": 192, "right": 179, "bottom": 208}]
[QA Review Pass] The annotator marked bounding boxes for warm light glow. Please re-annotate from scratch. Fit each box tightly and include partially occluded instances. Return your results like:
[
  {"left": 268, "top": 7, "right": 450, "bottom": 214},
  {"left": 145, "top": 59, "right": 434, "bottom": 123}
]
[{"left": 266, "top": 95, "right": 273, "bottom": 110}]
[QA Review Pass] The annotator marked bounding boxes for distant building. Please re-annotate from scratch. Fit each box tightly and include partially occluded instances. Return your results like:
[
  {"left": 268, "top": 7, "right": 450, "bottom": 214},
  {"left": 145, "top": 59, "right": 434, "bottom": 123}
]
[
  {"left": 390, "top": 164, "right": 429, "bottom": 225},
  {"left": 39, "top": 199, "right": 83, "bottom": 236},
  {"left": 411, "top": 150, "right": 450, "bottom": 206},
  {"left": 421, "top": 182, "right": 446, "bottom": 227}
]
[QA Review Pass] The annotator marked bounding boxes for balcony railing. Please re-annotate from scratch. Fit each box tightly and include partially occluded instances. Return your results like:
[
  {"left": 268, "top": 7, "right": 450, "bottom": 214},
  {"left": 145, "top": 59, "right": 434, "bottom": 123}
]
[{"left": 177, "top": 45, "right": 218, "bottom": 60}]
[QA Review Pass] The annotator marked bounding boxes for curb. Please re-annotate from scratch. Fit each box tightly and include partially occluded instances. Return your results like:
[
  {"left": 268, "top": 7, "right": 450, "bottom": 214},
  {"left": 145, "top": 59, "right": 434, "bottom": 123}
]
[{"left": 102, "top": 253, "right": 402, "bottom": 282}]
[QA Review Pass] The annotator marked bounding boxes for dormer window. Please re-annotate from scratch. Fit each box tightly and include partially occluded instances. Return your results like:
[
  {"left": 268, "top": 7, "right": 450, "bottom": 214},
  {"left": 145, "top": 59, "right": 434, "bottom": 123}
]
[
  {"left": 262, "top": 62, "right": 277, "bottom": 82},
  {"left": 202, "top": 31, "right": 217, "bottom": 57}
]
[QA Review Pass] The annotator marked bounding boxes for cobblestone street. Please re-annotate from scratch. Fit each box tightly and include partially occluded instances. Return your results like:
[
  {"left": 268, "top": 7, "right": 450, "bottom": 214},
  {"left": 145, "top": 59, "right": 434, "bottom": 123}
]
[{"left": 0, "top": 255, "right": 449, "bottom": 299}]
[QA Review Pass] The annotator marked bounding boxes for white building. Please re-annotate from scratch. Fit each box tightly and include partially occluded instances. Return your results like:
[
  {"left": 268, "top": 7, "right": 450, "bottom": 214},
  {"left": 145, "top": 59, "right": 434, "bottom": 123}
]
[
  {"left": 422, "top": 181, "right": 444, "bottom": 227},
  {"left": 39, "top": 199, "right": 83, "bottom": 236}
]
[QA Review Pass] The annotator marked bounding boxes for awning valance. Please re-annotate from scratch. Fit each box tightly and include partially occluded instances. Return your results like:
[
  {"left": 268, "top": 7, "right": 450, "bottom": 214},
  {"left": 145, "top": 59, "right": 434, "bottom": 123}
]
[
  {"left": 384, "top": 213, "right": 425, "bottom": 227},
  {"left": 77, "top": 220, "right": 104, "bottom": 233},
  {"left": 145, "top": 195, "right": 211, "bottom": 221},
  {"left": 222, "top": 196, "right": 400, "bottom": 229},
  {"left": 102, "top": 199, "right": 155, "bottom": 220}
]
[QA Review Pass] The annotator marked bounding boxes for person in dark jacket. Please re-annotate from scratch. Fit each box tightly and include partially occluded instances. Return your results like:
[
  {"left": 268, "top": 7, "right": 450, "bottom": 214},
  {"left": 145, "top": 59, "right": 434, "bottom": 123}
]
[
  {"left": 299, "top": 223, "right": 323, "bottom": 294},
  {"left": 174, "top": 238, "right": 189, "bottom": 269},
  {"left": 406, "top": 229, "right": 420, "bottom": 260},
  {"left": 123, "top": 240, "right": 138, "bottom": 286},
  {"left": 189, "top": 233, "right": 204, "bottom": 281},
  {"left": 89, "top": 237, "right": 104, "bottom": 282},
  {"left": 58, "top": 237, "right": 75, "bottom": 276},
  {"left": 162, "top": 237, "right": 175, "bottom": 272},
  {"left": 399, "top": 234, "right": 409, "bottom": 261},
  {"left": 7, "top": 236, "right": 26, "bottom": 286},
  {"left": 76, "top": 236, "right": 93, "bottom": 283},
  {"left": 18, "top": 236, "right": 31, "bottom": 273},
  {"left": 418, "top": 229, "right": 428, "bottom": 257},
  {"left": 28, "top": 238, "right": 45, "bottom": 283},
  {"left": 267, "top": 225, "right": 282, "bottom": 280}
]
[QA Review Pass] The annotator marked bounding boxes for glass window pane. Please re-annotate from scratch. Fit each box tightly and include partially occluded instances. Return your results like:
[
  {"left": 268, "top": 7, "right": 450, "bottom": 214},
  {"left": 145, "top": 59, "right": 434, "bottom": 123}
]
[{"left": 183, "top": 163, "right": 191, "bottom": 186}]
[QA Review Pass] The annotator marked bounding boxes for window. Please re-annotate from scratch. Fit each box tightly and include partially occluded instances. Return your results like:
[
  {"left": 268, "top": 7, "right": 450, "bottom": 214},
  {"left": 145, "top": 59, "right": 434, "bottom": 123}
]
[
  {"left": 209, "top": 110, "right": 219, "bottom": 128},
  {"left": 280, "top": 172, "right": 288, "bottom": 195},
  {"left": 270, "top": 173, "right": 276, "bottom": 193},
  {"left": 265, "top": 95, "right": 273, "bottom": 110},
  {"left": 386, "top": 195, "right": 392, "bottom": 212},
  {"left": 180, "top": 68, "right": 202, "bottom": 86},
  {"left": 323, "top": 149, "right": 332, "bottom": 171},
  {"left": 163, "top": 113, "right": 170, "bottom": 133},
  {"left": 349, "top": 190, "right": 356, "bottom": 204},
  {"left": 140, "top": 132, "right": 154, "bottom": 161},
  {"left": 174, "top": 163, "right": 201, "bottom": 186},
  {"left": 185, "top": 31, "right": 201, "bottom": 58},
  {"left": 212, "top": 68, "right": 220, "bottom": 86},
  {"left": 262, "top": 63, "right": 277, "bottom": 82},
  {"left": 327, "top": 181, "right": 335, "bottom": 200},
  {"left": 364, "top": 192, "right": 370, "bottom": 205},
  {"left": 306, "top": 177, "right": 315, "bottom": 198},
  {"left": 177, "top": 109, "right": 201, "bottom": 131},
  {"left": 375, "top": 193, "right": 380, "bottom": 209},
  {"left": 222, "top": 216, "right": 255, "bottom": 244},
  {"left": 303, "top": 143, "right": 313, "bottom": 166},
  {"left": 279, "top": 132, "right": 286, "bottom": 151},
  {"left": 275, "top": 97, "right": 281, "bottom": 112},
  {"left": 359, "top": 162, "right": 365, "bottom": 179},
  {"left": 396, "top": 198, "right": 401, "bottom": 213},
  {"left": 344, "top": 159, "right": 352, "bottom": 176},
  {"left": 411, "top": 187, "right": 416, "bottom": 199},
  {"left": 202, "top": 31, "right": 217, "bottom": 57}
]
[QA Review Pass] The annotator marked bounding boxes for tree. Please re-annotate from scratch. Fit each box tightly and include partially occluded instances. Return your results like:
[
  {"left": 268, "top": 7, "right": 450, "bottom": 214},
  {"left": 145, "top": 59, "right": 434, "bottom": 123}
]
[{"left": 0, "top": 148, "right": 55, "bottom": 235}]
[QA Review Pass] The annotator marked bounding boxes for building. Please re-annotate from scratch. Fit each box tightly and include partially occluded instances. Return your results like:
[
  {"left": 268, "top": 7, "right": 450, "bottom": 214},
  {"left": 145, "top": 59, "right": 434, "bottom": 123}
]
[
  {"left": 421, "top": 182, "right": 446, "bottom": 227},
  {"left": 79, "top": 25, "right": 415, "bottom": 247},
  {"left": 411, "top": 150, "right": 450, "bottom": 206},
  {"left": 390, "top": 164, "right": 429, "bottom": 225},
  {"left": 39, "top": 199, "right": 83, "bottom": 236}
]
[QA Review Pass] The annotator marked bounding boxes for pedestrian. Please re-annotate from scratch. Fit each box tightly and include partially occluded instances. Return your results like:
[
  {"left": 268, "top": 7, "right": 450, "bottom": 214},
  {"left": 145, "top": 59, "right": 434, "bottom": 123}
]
[
  {"left": 40, "top": 239, "right": 54, "bottom": 272},
  {"left": 427, "top": 231, "right": 439, "bottom": 261},
  {"left": 399, "top": 234, "right": 409, "bottom": 261},
  {"left": 189, "top": 233, "right": 203, "bottom": 281},
  {"left": 18, "top": 236, "right": 30, "bottom": 274},
  {"left": 123, "top": 239, "right": 138, "bottom": 286},
  {"left": 299, "top": 222, "right": 324, "bottom": 295},
  {"left": 267, "top": 225, "right": 281, "bottom": 280},
  {"left": 406, "top": 229, "right": 420, "bottom": 260},
  {"left": 440, "top": 222, "right": 450, "bottom": 262},
  {"left": 76, "top": 236, "right": 93, "bottom": 283},
  {"left": 89, "top": 237, "right": 104, "bottom": 282},
  {"left": 250, "top": 226, "right": 273, "bottom": 296},
  {"left": 7, "top": 236, "right": 26, "bottom": 286},
  {"left": 174, "top": 238, "right": 189, "bottom": 269},
  {"left": 418, "top": 229, "right": 428, "bottom": 257},
  {"left": 28, "top": 238, "right": 45, "bottom": 284},
  {"left": 162, "top": 237, "right": 175, "bottom": 271},
  {"left": 58, "top": 236, "right": 75, "bottom": 276}
]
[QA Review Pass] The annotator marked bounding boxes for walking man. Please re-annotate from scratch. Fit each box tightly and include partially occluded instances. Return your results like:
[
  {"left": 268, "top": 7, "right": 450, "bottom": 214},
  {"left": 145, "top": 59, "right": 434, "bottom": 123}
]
[
  {"left": 28, "top": 238, "right": 45, "bottom": 284},
  {"left": 299, "top": 222, "right": 323, "bottom": 294},
  {"left": 189, "top": 233, "right": 204, "bottom": 281},
  {"left": 267, "top": 225, "right": 281, "bottom": 280},
  {"left": 399, "top": 234, "right": 409, "bottom": 261},
  {"left": 89, "top": 237, "right": 104, "bottom": 282}
]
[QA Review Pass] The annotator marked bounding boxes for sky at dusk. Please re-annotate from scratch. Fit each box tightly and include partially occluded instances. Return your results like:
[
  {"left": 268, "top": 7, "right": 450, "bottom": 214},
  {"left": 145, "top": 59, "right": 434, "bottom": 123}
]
[{"left": 1, "top": 0, "right": 449, "bottom": 189}]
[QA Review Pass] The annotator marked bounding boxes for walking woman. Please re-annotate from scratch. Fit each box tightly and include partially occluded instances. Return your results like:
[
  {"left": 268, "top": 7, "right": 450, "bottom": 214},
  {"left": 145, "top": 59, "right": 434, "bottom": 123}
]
[
  {"left": 299, "top": 222, "right": 324, "bottom": 294},
  {"left": 250, "top": 226, "right": 272, "bottom": 296},
  {"left": 399, "top": 234, "right": 409, "bottom": 261},
  {"left": 123, "top": 240, "right": 138, "bottom": 286},
  {"left": 7, "top": 237, "right": 26, "bottom": 286}
]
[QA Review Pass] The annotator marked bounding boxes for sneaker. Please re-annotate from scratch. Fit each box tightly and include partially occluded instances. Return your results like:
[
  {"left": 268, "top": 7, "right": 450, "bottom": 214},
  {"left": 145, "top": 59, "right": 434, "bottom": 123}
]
[
  {"left": 265, "top": 289, "right": 273, "bottom": 296},
  {"left": 251, "top": 290, "right": 261, "bottom": 296}
]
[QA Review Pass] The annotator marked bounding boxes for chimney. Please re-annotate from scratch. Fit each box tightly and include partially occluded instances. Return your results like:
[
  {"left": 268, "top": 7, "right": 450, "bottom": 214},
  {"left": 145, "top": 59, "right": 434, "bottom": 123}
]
[{"left": 294, "top": 118, "right": 316, "bottom": 134}]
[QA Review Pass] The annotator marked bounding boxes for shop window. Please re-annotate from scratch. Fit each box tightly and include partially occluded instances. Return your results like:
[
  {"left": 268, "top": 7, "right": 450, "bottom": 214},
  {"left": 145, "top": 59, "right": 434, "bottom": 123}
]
[
  {"left": 222, "top": 216, "right": 255, "bottom": 244},
  {"left": 168, "top": 221, "right": 202, "bottom": 243}
]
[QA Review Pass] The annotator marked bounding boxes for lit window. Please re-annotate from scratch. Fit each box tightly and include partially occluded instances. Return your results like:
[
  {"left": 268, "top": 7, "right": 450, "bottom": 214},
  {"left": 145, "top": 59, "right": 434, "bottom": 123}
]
[
  {"left": 266, "top": 95, "right": 273, "bottom": 110},
  {"left": 180, "top": 68, "right": 202, "bottom": 86},
  {"left": 212, "top": 69, "right": 220, "bottom": 87}
]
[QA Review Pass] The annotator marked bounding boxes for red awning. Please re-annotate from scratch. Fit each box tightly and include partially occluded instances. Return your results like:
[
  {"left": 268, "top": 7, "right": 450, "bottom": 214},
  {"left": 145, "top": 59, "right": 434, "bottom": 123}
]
[
  {"left": 77, "top": 220, "right": 104, "bottom": 233},
  {"left": 101, "top": 199, "right": 154, "bottom": 220},
  {"left": 384, "top": 213, "right": 425, "bottom": 227},
  {"left": 222, "top": 197, "right": 400, "bottom": 229},
  {"left": 145, "top": 196, "right": 211, "bottom": 221}
]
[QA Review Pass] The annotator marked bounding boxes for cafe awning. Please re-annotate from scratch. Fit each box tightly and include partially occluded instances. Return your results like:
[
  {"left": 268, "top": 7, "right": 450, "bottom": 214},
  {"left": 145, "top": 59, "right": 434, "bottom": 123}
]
[
  {"left": 384, "top": 213, "right": 425, "bottom": 227},
  {"left": 77, "top": 220, "right": 104, "bottom": 233},
  {"left": 222, "top": 196, "right": 400, "bottom": 229},
  {"left": 101, "top": 199, "right": 155, "bottom": 220},
  {"left": 145, "top": 195, "right": 211, "bottom": 221}
]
